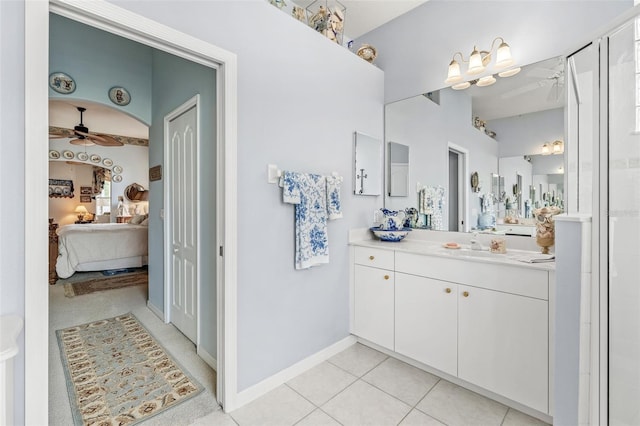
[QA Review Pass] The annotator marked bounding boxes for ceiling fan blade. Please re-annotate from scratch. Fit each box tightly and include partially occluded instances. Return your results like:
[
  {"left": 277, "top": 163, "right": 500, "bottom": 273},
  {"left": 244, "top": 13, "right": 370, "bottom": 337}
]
[
  {"left": 49, "top": 134, "right": 67, "bottom": 140},
  {"left": 69, "top": 138, "right": 96, "bottom": 146},
  {"left": 89, "top": 133, "right": 124, "bottom": 147}
]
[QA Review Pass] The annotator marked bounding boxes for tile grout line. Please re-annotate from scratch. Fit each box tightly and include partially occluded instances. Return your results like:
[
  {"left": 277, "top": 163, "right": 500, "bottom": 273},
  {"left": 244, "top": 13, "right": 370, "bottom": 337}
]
[
  {"left": 500, "top": 407, "right": 511, "bottom": 426},
  {"left": 285, "top": 382, "right": 345, "bottom": 426},
  {"left": 410, "top": 379, "right": 455, "bottom": 426}
]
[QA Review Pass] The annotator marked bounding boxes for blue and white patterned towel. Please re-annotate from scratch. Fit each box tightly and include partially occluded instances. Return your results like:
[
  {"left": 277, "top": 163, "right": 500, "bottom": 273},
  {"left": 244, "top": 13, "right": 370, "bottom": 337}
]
[
  {"left": 280, "top": 171, "right": 331, "bottom": 270},
  {"left": 326, "top": 175, "right": 343, "bottom": 220}
]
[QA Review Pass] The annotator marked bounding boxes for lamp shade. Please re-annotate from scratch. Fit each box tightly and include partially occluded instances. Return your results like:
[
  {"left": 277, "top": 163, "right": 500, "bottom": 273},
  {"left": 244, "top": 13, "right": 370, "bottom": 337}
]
[
  {"left": 498, "top": 67, "right": 521, "bottom": 78},
  {"left": 553, "top": 140, "right": 564, "bottom": 154},
  {"left": 452, "top": 81, "right": 471, "bottom": 90},
  {"left": 445, "top": 60, "right": 463, "bottom": 84},
  {"left": 495, "top": 41, "right": 514, "bottom": 68},
  {"left": 542, "top": 144, "right": 551, "bottom": 155},
  {"left": 476, "top": 75, "right": 496, "bottom": 87},
  {"left": 75, "top": 205, "right": 88, "bottom": 214},
  {"left": 467, "top": 47, "right": 485, "bottom": 75}
]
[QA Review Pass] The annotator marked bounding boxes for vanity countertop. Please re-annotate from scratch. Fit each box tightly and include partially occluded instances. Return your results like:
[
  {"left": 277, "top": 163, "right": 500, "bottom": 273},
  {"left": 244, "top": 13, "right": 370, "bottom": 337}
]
[{"left": 350, "top": 238, "right": 556, "bottom": 271}]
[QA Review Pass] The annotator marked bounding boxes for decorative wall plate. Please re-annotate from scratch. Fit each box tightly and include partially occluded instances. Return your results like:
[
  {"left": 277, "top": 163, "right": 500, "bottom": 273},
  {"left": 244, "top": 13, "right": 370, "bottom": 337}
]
[
  {"left": 49, "top": 150, "right": 60, "bottom": 159},
  {"left": 112, "top": 165, "right": 123, "bottom": 174},
  {"left": 90, "top": 154, "right": 101, "bottom": 163},
  {"left": 103, "top": 158, "right": 113, "bottom": 167},
  {"left": 77, "top": 152, "right": 89, "bottom": 161},
  {"left": 112, "top": 174, "right": 123, "bottom": 183},
  {"left": 62, "top": 150, "right": 75, "bottom": 159},
  {"left": 108, "top": 86, "right": 131, "bottom": 106},
  {"left": 49, "top": 72, "right": 76, "bottom": 94}
]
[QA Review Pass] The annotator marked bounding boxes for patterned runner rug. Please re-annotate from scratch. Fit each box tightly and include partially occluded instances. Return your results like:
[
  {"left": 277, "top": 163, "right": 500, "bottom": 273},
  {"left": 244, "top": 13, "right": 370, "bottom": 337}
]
[
  {"left": 64, "top": 271, "right": 148, "bottom": 297},
  {"left": 56, "top": 313, "right": 203, "bottom": 425}
]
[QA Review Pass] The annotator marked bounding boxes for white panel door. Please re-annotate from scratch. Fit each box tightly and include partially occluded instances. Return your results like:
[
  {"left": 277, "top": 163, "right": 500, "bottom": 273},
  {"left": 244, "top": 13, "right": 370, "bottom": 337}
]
[
  {"left": 354, "top": 265, "right": 394, "bottom": 350},
  {"left": 458, "top": 285, "right": 548, "bottom": 413},
  {"left": 395, "top": 273, "right": 457, "bottom": 376},
  {"left": 168, "top": 104, "right": 198, "bottom": 343}
]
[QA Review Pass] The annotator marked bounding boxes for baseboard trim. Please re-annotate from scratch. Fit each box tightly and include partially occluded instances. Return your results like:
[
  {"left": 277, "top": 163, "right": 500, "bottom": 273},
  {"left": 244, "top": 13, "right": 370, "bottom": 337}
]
[
  {"left": 197, "top": 346, "right": 218, "bottom": 371},
  {"left": 235, "top": 335, "right": 357, "bottom": 409},
  {"left": 146, "top": 300, "right": 164, "bottom": 321}
]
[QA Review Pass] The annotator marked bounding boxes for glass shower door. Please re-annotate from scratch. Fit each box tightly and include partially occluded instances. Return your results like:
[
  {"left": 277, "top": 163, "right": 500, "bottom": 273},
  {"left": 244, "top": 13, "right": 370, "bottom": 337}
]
[{"left": 608, "top": 17, "right": 640, "bottom": 426}]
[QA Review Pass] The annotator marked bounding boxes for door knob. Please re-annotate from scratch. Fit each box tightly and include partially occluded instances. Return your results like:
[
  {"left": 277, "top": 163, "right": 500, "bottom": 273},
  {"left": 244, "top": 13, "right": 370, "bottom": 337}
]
[
  {"left": 445, "top": 288, "right": 452, "bottom": 293},
  {"left": 173, "top": 247, "right": 179, "bottom": 253},
  {"left": 463, "top": 291, "right": 469, "bottom": 297}
]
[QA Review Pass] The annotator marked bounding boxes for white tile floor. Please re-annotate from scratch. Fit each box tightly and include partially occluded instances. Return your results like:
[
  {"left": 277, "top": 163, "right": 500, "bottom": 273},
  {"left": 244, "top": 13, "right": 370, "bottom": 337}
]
[
  {"left": 229, "top": 344, "right": 551, "bottom": 426},
  {"left": 50, "top": 275, "right": 550, "bottom": 426}
]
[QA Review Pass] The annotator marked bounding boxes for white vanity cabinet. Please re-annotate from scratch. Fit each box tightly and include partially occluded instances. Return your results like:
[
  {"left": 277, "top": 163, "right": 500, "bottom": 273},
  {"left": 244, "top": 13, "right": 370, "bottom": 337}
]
[
  {"left": 353, "top": 247, "right": 395, "bottom": 350},
  {"left": 351, "top": 243, "right": 553, "bottom": 417},
  {"left": 458, "top": 284, "right": 549, "bottom": 413},
  {"left": 395, "top": 273, "right": 458, "bottom": 376}
]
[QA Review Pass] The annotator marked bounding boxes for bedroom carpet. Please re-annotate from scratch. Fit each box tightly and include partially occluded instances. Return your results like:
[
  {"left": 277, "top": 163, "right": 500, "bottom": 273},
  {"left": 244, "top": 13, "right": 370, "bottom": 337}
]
[
  {"left": 63, "top": 270, "right": 148, "bottom": 297},
  {"left": 56, "top": 313, "right": 203, "bottom": 425}
]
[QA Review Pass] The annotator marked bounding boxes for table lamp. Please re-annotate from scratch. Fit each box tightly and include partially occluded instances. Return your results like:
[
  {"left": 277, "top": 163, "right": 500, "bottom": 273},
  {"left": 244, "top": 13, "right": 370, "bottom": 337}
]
[{"left": 75, "top": 205, "right": 88, "bottom": 221}]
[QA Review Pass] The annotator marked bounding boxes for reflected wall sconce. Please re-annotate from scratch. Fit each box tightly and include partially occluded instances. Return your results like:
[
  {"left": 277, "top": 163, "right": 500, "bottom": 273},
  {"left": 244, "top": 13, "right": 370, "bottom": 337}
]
[
  {"left": 542, "top": 140, "right": 564, "bottom": 155},
  {"left": 445, "top": 37, "right": 521, "bottom": 90}
]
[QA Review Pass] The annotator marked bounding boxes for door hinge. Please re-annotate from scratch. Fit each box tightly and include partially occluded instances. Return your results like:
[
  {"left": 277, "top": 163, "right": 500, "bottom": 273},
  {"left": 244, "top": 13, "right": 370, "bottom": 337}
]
[{"left": 219, "top": 246, "right": 224, "bottom": 257}]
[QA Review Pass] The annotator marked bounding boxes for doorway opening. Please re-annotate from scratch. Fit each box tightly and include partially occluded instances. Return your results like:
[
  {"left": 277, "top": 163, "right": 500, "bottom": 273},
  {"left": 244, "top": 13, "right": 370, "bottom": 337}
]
[{"left": 448, "top": 144, "right": 469, "bottom": 232}]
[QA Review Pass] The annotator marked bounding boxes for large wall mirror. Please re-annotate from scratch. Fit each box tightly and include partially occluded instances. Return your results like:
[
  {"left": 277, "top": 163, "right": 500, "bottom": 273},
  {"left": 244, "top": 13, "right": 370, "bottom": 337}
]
[{"left": 384, "top": 56, "right": 565, "bottom": 235}]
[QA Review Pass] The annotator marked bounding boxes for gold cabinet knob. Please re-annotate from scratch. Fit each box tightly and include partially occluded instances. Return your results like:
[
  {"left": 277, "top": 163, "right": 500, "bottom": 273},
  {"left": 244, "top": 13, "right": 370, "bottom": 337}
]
[
  {"left": 463, "top": 291, "right": 469, "bottom": 297},
  {"left": 445, "top": 288, "right": 452, "bottom": 293},
  {"left": 369, "top": 255, "right": 375, "bottom": 260},
  {"left": 384, "top": 275, "right": 390, "bottom": 280}
]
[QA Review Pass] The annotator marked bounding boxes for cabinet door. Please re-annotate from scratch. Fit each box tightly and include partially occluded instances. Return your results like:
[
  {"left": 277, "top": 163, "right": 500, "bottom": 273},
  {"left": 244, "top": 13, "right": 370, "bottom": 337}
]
[
  {"left": 354, "top": 265, "right": 394, "bottom": 350},
  {"left": 458, "top": 285, "right": 548, "bottom": 413},
  {"left": 395, "top": 273, "right": 457, "bottom": 376}
]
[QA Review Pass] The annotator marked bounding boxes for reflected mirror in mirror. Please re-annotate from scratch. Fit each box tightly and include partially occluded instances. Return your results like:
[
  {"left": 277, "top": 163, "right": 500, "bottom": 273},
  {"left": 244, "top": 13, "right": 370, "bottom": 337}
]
[
  {"left": 388, "top": 142, "right": 409, "bottom": 196},
  {"left": 124, "top": 182, "right": 148, "bottom": 202},
  {"left": 384, "top": 56, "right": 565, "bottom": 234},
  {"left": 353, "top": 132, "right": 382, "bottom": 196}
]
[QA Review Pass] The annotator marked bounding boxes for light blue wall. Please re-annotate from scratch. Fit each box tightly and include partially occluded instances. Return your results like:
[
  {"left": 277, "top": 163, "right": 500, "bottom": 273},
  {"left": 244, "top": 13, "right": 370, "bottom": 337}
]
[
  {"left": 355, "top": 0, "right": 632, "bottom": 103},
  {"left": 109, "top": 0, "right": 385, "bottom": 391},
  {"left": 49, "top": 14, "right": 152, "bottom": 125},
  {"left": 149, "top": 50, "right": 217, "bottom": 356},
  {"left": 490, "top": 108, "right": 564, "bottom": 158}
]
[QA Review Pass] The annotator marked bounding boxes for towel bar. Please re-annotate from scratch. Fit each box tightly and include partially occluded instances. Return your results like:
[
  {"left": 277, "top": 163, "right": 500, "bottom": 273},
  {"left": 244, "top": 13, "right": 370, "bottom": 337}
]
[{"left": 267, "top": 164, "right": 340, "bottom": 184}]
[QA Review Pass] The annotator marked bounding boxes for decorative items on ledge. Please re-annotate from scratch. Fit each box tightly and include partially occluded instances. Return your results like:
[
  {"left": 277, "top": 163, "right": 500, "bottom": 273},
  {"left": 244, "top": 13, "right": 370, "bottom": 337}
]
[
  {"left": 473, "top": 116, "right": 497, "bottom": 139},
  {"left": 445, "top": 36, "right": 521, "bottom": 90}
]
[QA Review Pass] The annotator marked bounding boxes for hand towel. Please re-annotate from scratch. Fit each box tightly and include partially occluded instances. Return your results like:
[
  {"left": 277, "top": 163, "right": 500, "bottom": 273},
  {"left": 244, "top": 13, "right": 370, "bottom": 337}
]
[{"left": 280, "top": 171, "right": 330, "bottom": 269}]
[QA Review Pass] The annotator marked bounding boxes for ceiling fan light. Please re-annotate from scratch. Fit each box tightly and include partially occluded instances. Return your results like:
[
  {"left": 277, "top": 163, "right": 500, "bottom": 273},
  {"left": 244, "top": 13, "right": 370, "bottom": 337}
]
[
  {"left": 467, "top": 47, "right": 485, "bottom": 75},
  {"left": 498, "top": 67, "right": 521, "bottom": 78},
  {"left": 445, "top": 60, "right": 463, "bottom": 84},
  {"left": 70, "top": 138, "right": 95, "bottom": 146},
  {"left": 452, "top": 81, "right": 471, "bottom": 90},
  {"left": 495, "top": 41, "right": 514, "bottom": 68},
  {"left": 476, "top": 75, "right": 496, "bottom": 87}
]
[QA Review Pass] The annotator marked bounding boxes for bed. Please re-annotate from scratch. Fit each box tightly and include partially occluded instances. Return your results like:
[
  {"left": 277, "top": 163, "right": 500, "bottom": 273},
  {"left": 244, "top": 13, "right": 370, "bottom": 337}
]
[{"left": 56, "top": 222, "right": 148, "bottom": 279}]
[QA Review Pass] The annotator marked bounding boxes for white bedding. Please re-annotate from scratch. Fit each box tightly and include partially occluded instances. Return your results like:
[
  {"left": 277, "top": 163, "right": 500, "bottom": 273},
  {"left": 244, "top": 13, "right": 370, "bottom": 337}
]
[{"left": 56, "top": 223, "right": 148, "bottom": 278}]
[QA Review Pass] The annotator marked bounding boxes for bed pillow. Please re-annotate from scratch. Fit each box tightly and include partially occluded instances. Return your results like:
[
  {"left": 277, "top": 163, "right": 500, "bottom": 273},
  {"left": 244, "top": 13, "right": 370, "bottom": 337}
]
[
  {"left": 129, "top": 214, "right": 147, "bottom": 225},
  {"left": 140, "top": 217, "right": 149, "bottom": 226}
]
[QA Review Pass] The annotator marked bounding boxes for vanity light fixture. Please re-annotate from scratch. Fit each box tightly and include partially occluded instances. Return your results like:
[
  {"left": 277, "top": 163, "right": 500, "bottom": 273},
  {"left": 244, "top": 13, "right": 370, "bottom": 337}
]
[
  {"left": 541, "top": 143, "right": 551, "bottom": 155},
  {"left": 444, "top": 37, "right": 520, "bottom": 89},
  {"left": 552, "top": 140, "right": 564, "bottom": 154}
]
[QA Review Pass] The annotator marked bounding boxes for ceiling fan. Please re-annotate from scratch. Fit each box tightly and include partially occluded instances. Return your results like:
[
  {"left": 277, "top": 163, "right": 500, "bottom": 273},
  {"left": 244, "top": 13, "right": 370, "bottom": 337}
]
[
  {"left": 500, "top": 65, "right": 565, "bottom": 101},
  {"left": 49, "top": 106, "right": 124, "bottom": 146}
]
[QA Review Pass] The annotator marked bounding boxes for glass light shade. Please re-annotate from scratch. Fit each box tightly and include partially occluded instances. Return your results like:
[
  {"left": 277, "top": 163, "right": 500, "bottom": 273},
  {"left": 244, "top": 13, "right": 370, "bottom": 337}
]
[
  {"left": 467, "top": 48, "right": 485, "bottom": 75},
  {"left": 445, "top": 60, "right": 463, "bottom": 84},
  {"left": 541, "top": 144, "right": 551, "bottom": 155},
  {"left": 75, "top": 205, "right": 88, "bottom": 214},
  {"left": 498, "top": 67, "right": 521, "bottom": 78},
  {"left": 495, "top": 42, "right": 514, "bottom": 68},
  {"left": 452, "top": 81, "right": 471, "bottom": 90},
  {"left": 476, "top": 75, "right": 496, "bottom": 87},
  {"left": 553, "top": 140, "right": 564, "bottom": 154}
]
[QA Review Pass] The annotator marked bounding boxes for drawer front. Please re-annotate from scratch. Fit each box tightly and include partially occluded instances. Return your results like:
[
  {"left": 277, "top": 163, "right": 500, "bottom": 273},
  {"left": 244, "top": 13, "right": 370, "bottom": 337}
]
[
  {"left": 395, "top": 252, "right": 548, "bottom": 300},
  {"left": 354, "top": 246, "right": 394, "bottom": 271}
]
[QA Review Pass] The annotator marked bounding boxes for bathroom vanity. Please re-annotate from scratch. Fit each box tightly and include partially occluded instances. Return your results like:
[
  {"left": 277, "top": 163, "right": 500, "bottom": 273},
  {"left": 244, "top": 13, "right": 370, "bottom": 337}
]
[{"left": 349, "top": 232, "right": 555, "bottom": 421}]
